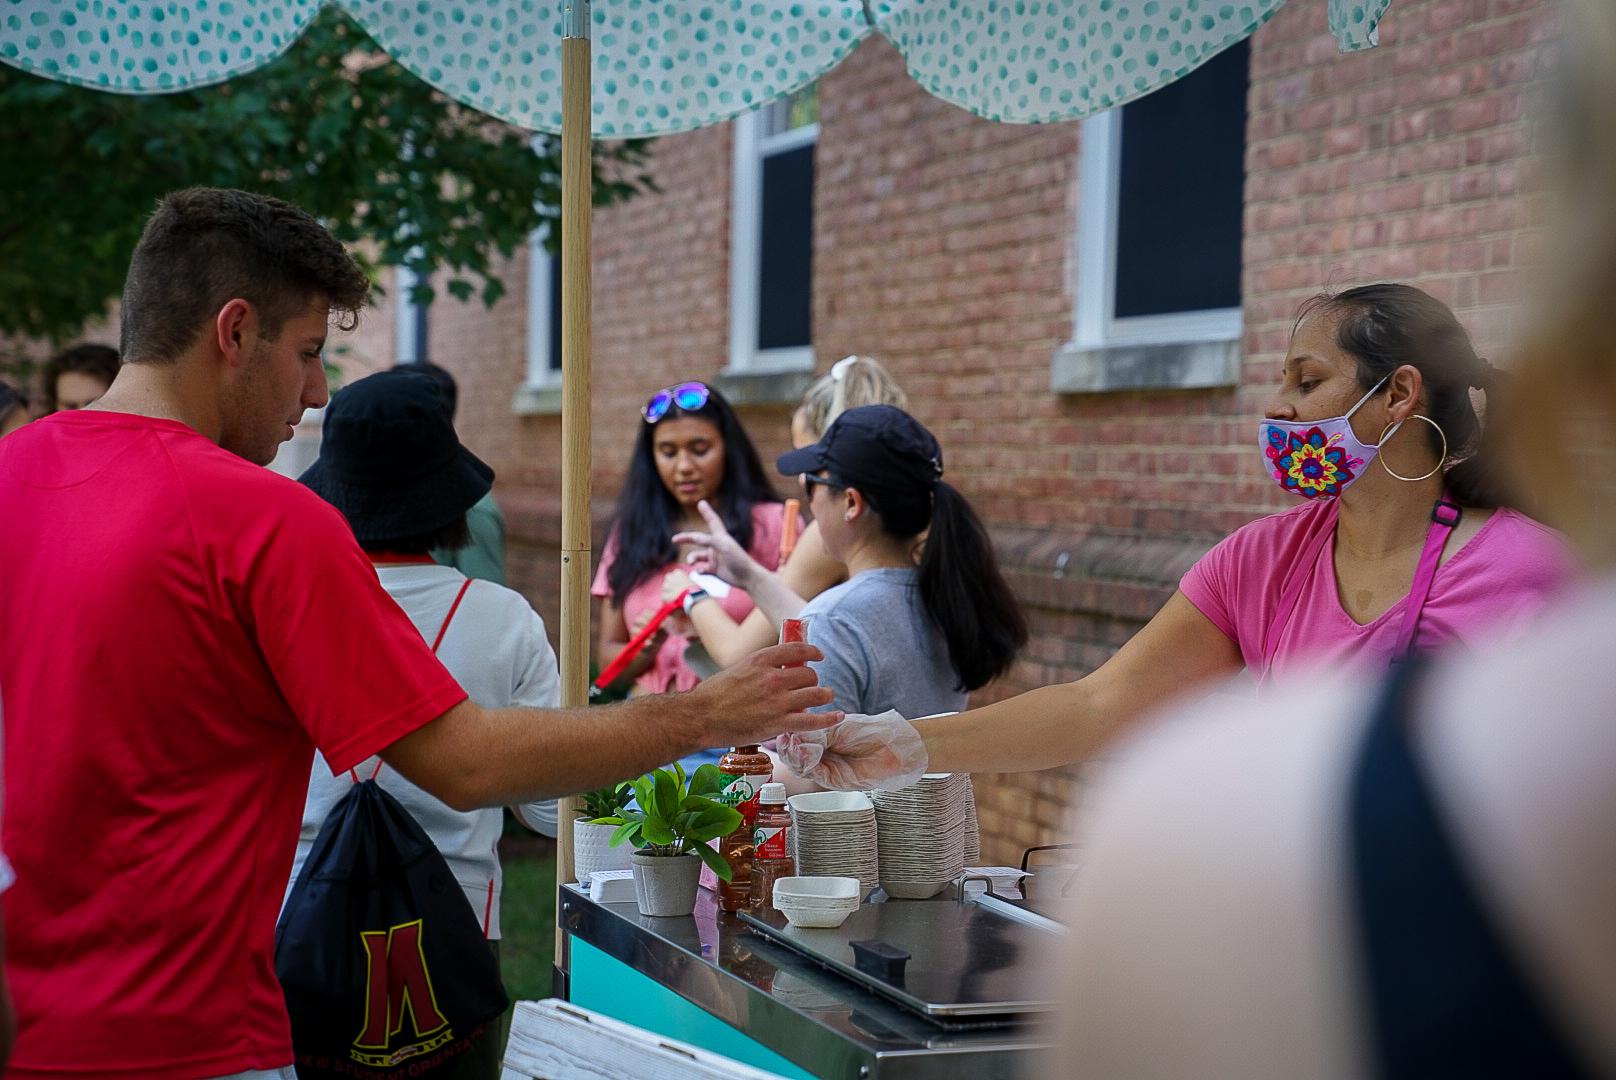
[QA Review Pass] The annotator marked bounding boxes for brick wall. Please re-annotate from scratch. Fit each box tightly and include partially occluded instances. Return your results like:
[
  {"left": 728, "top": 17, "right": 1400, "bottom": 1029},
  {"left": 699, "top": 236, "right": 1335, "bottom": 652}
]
[{"left": 367, "top": 0, "right": 1554, "bottom": 865}]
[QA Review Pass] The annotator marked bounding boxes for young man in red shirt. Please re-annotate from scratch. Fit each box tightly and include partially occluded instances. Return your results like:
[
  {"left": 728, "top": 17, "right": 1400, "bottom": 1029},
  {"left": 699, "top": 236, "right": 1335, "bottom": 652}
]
[{"left": 0, "top": 187, "right": 837, "bottom": 1080}]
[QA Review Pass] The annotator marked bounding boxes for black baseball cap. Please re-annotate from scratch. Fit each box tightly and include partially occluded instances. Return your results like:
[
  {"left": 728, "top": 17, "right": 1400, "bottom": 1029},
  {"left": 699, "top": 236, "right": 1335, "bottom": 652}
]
[
  {"left": 776, "top": 404, "right": 943, "bottom": 494},
  {"left": 300, "top": 368, "right": 493, "bottom": 541}
]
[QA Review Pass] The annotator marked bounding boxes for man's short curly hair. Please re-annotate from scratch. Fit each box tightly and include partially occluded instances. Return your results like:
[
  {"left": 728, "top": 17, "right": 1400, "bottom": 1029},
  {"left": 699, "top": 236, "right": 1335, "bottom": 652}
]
[{"left": 120, "top": 188, "right": 370, "bottom": 363}]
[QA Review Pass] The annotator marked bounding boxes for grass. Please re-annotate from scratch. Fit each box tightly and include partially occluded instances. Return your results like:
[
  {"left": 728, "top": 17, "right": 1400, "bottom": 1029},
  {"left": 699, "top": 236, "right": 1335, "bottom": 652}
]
[{"left": 498, "top": 825, "right": 558, "bottom": 1003}]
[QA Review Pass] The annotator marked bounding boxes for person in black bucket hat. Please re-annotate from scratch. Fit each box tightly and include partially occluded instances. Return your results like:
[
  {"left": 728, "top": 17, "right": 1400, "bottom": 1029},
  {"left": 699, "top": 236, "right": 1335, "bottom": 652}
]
[
  {"left": 296, "top": 367, "right": 537, "bottom": 1076},
  {"left": 300, "top": 367, "right": 493, "bottom": 547},
  {"left": 770, "top": 404, "right": 1027, "bottom": 726}
]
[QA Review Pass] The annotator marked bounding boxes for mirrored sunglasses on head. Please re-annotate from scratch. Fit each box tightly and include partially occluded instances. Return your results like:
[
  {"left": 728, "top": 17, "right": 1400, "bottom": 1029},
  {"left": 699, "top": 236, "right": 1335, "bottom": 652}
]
[{"left": 642, "top": 381, "right": 711, "bottom": 423}]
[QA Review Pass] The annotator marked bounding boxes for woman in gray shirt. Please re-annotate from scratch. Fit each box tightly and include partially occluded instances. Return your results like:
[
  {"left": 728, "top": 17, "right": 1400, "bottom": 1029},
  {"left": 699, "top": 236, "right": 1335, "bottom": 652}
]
[{"left": 777, "top": 405, "right": 1027, "bottom": 718}]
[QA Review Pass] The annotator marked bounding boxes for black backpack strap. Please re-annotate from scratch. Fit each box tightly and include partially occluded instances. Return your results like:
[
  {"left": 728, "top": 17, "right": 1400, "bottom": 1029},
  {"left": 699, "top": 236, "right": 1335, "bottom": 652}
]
[{"left": 1349, "top": 662, "right": 1593, "bottom": 1079}]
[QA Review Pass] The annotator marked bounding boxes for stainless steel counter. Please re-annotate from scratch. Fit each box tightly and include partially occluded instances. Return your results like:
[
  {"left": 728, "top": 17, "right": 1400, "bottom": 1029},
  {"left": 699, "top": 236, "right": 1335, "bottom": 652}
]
[{"left": 559, "top": 884, "right": 1052, "bottom": 1079}]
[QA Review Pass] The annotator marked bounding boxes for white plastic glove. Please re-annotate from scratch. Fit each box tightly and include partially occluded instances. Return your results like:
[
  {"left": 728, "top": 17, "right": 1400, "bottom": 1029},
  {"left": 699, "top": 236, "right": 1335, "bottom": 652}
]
[{"left": 777, "top": 710, "right": 929, "bottom": 791}]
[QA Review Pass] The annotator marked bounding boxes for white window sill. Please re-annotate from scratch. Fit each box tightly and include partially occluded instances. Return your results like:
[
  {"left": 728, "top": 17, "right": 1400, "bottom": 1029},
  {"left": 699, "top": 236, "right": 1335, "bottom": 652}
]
[
  {"left": 512, "top": 380, "right": 564, "bottom": 417},
  {"left": 1051, "top": 337, "right": 1241, "bottom": 394},
  {"left": 711, "top": 367, "right": 815, "bottom": 407}
]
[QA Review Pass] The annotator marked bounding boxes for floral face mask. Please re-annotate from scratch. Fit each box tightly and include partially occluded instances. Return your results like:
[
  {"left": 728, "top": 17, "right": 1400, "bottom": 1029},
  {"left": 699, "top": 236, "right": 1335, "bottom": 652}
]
[{"left": 1260, "top": 375, "right": 1393, "bottom": 500}]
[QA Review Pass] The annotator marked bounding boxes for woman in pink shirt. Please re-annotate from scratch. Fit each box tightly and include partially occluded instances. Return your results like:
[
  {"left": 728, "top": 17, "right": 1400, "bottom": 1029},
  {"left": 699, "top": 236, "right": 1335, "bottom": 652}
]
[
  {"left": 593, "top": 381, "right": 797, "bottom": 704},
  {"left": 780, "top": 284, "right": 1576, "bottom": 789}
]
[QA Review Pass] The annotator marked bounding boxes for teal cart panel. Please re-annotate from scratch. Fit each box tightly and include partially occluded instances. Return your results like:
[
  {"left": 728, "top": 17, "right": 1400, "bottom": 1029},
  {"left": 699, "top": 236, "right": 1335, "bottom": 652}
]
[{"left": 568, "top": 936, "right": 818, "bottom": 1079}]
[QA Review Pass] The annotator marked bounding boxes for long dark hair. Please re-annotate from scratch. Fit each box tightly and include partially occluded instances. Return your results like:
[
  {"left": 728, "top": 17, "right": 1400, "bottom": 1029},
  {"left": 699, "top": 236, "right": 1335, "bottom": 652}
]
[
  {"left": 606, "top": 383, "right": 780, "bottom": 606},
  {"left": 854, "top": 466, "right": 1027, "bottom": 695},
  {"left": 1297, "top": 283, "right": 1508, "bottom": 508}
]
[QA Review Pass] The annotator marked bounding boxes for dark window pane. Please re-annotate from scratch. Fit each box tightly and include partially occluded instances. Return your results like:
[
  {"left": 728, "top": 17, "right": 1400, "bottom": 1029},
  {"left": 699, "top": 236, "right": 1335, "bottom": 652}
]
[
  {"left": 757, "top": 143, "right": 814, "bottom": 351},
  {"left": 547, "top": 252, "right": 563, "bottom": 372},
  {"left": 1113, "top": 39, "right": 1248, "bottom": 319},
  {"left": 413, "top": 299, "right": 431, "bottom": 363}
]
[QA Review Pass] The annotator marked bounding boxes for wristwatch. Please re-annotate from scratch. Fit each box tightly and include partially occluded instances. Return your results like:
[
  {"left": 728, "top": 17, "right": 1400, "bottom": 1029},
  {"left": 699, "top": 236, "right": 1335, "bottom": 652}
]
[{"left": 682, "top": 588, "right": 710, "bottom": 615}]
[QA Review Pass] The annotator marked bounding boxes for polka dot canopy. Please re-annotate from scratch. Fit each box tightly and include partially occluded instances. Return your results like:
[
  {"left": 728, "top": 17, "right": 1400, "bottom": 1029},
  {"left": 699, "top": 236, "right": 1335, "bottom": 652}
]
[{"left": 0, "top": 0, "right": 1392, "bottom": 134}]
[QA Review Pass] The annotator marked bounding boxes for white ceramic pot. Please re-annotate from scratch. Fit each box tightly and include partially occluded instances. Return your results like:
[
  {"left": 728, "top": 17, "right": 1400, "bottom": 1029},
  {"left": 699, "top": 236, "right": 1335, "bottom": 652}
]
[
  {"left": 630, "top": 850, "right": 703, "bottom": 917},
  {"left": 573, "top": 819, "right": 632, "bottom": 885}
]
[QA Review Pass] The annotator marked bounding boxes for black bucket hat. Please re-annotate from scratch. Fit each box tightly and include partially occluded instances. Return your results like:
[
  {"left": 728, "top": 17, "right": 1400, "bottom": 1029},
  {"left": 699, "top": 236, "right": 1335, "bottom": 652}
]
[
  {"left": 776, "top": 404, "right": 943, "bottom": 496},
  {"left": 299, "top": 368, "right": 493, "bottom": 542}
]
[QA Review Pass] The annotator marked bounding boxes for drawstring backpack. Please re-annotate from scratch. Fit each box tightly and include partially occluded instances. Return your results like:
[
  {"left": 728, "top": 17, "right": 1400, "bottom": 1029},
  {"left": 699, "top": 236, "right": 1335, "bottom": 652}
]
[{"left": 276, "top": 578, "right": 508, "bottom": 1077}]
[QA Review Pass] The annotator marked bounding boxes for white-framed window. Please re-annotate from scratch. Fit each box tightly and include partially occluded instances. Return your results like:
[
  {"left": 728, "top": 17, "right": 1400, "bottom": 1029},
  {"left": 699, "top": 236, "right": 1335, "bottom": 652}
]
[
  {"left": 1074, "top": 39, "right": 1248, "bottom": 352},
  {"left": 394, "top": 263, "right": 429, "bottom": 363},
  {"left": 728, "top": 85, "right": 818, "bottom": 374},
  {"left": 524, "top": 225, "right": 563, "bottom": 388}
]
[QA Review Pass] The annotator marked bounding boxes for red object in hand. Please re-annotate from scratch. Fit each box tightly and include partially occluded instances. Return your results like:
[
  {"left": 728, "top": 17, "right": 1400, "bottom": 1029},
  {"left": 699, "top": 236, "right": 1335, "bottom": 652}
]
[
  {"left": 779, "top": 499, "right": 801, "bottom": 562},
  {"left": 593, "top": 590, "right": 689, "bottom": 693},
  {"left": 780, "top": 618, "right": 808, "bottom": 667}
]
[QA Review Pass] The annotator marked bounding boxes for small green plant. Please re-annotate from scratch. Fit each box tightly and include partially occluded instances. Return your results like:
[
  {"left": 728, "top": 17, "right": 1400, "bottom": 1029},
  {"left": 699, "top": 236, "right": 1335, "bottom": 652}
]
[
  {"left": 601, "top": 763, "right": 742, "bottom": 881},
  {"left": 575, "top": 781, "right": 634, "bottom": 824}
]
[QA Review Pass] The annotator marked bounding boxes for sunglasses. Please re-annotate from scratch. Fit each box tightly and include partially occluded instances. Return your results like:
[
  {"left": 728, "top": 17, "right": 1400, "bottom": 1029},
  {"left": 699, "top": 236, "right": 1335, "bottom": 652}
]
[
  {"left": 642, "top": 381, "right": 711, "bottom": 423},
  {"left": 801, "top": 472, "right": 841, "bottom": 495}
]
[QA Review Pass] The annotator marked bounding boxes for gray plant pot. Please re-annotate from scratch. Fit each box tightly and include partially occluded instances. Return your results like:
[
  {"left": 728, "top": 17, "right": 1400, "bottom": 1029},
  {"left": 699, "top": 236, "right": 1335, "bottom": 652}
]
[{"left": 630, "top": 850, "right": 703, "bottom": 917}]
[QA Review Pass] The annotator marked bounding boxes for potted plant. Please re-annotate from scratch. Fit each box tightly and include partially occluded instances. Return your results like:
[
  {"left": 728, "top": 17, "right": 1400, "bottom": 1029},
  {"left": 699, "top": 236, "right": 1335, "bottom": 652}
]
[
  {"left": 572, "top": 780, "right": 635, "bottom": 885},
  {"left": 601, "top": 763, "right": 742, "bottom": 917}
]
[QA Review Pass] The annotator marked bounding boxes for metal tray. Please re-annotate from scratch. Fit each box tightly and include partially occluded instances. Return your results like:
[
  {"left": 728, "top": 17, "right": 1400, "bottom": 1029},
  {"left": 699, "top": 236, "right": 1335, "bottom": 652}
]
[{"left": 739, "top": 896, "right": 1060, "bottom": 1023}]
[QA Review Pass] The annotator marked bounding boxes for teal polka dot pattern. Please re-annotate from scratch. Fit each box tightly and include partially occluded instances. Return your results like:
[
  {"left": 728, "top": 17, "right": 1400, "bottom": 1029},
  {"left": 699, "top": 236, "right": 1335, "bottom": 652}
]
[
  {"left": 870, "top": 0, "right": 1286, "bottom": 123},
  {"left": 0, "top": 0, "right": 1390, "bottom": 131},
  {"left": 0, "top": 0, "right": 323, "bottom": 94},
  {"left": 349, "top": 0, "right": 870, "bottom": 135},
  {"left": 1329, "top": 0, "right": 1392, "bottom": 52}
]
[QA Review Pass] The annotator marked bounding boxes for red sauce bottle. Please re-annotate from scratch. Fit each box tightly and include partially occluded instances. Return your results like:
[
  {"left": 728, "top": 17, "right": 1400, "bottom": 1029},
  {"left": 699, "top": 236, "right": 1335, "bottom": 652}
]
[
  {"left": 716, "top": 745, "right": 772, "bottom": 912},
  {"left": 749, "top": 782, "right": 794, "bottom": 912}
]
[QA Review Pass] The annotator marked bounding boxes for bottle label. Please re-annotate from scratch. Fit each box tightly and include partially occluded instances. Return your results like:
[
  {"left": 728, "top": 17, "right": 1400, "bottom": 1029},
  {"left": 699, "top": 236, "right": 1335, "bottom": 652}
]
[
  {"left": 721, "top": 774, "right": 762, "bottom": 824},
  {"left": 753, "top": 824, "right": 789, "bottom": 860}
]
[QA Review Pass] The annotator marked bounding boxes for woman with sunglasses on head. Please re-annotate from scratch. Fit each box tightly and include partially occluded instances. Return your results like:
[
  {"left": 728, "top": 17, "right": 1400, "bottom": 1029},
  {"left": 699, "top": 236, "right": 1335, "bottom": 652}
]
[
  {"left": 774, "top": 404, "right": 1028, "bottom": 722},
  {"left": 781, "top": 284, "right": 1577, "bottom": 790},
  {"left": 592, "top": 381, "right": 797, "bottom": 707},
  {"left": 664, "top": 355, "right": 912, "bottom": 668}
]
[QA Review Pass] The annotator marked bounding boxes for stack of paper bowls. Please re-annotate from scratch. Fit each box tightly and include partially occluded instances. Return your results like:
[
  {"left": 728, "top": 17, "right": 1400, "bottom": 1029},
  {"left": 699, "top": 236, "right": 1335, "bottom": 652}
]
[
  {"left": 962, "top": 775, "right": 981, "bottom": 864},
  {"left": 788, "top": 791, "right": 880, "bottom": 899},
  {"left": 771, "top": 875, "right": 862, "bottom": 929},
  {"left": 872, "top": 773, "right": 970, "bottom": 899}
]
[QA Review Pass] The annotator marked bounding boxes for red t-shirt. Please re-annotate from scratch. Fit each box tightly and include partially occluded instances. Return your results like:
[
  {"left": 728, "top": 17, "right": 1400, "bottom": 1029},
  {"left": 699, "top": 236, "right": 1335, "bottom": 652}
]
[{"left": 0, "top": 412, "right": 468, "bottom": 1079}]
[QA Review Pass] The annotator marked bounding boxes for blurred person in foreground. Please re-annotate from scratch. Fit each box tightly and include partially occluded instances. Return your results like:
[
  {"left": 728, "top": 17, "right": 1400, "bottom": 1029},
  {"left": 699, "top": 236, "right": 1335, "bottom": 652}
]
[
  {"left": 0, "top": 187, "right": 836, "bottom": 1080},
  {"left": 1045, "top": 7, "right": 1616, "bottom": 1077}
]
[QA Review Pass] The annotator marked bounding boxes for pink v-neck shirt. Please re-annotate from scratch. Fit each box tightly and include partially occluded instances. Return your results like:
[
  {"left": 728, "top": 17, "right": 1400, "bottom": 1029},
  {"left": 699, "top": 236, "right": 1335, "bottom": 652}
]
[{"left": 1180, "top": 501, "right": 1576, "bottom": 680}]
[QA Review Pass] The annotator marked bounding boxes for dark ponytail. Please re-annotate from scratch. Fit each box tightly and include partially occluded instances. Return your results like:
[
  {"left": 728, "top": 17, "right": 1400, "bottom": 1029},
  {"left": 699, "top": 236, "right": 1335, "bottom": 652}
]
[
  {"left": 865, "top": 479, "right": 1027, "bottom": 693},
  {"left": 1297, "top": 283, "right": 1511, "bottom": 508}
]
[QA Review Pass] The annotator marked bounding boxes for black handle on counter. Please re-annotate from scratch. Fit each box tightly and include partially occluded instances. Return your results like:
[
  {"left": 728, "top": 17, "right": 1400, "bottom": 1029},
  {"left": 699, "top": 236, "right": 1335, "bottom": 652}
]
[{"left": 850, "top": 938, "right": 910, "bottom": 983}]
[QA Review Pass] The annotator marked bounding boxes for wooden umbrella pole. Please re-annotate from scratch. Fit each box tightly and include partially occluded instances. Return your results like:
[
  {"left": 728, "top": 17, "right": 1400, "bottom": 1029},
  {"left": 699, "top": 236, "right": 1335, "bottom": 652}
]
[{"left": 554, "top": 0, "right": 592, "bottom": 979}]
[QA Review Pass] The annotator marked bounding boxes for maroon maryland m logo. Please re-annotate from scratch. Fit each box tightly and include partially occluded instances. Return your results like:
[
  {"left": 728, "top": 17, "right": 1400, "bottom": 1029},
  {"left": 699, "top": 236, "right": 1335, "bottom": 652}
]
[{"left": 354, "top": 919, "right": 450, "bottom": 1050}]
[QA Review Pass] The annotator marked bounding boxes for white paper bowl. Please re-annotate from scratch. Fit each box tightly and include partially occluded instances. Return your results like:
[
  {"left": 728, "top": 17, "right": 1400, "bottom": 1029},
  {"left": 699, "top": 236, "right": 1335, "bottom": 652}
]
[
  {"left": 772, "top": 876, "right": 861, "bottom": 902},
  {"left": 788, "top": 791, "right": 874, "bottom": 815},
  {"left": 774, "top": 895, "right": 860, "bottom": 929}
]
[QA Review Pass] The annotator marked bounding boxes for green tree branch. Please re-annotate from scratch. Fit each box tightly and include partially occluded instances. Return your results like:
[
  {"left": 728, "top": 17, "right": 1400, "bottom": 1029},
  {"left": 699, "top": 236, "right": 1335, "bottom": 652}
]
[{"left": 0, "top": 7, "right": 654, "bottom": 343}]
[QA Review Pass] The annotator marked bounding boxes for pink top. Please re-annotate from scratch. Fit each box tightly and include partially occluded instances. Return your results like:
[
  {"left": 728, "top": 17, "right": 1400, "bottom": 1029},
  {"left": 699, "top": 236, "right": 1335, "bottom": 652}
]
[
  {"left": 592, "top": 501, "right": 794, "bottom": 694},
  {"left": 1180, "top": 500, "right": 1575, "bottom": 680}
]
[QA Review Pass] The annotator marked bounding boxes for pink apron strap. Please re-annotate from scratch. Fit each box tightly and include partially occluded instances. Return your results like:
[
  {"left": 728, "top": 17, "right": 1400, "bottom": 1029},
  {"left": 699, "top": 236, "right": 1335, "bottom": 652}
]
[
  {"left": 350, "top": 577, "right": 475, "bottom": 784},
  {"left": 1390, "top": 498, "right": 1462, "bottom": 664},
  {"left": 1260, "top": 501, "right": 1340, "bottom": 675}
]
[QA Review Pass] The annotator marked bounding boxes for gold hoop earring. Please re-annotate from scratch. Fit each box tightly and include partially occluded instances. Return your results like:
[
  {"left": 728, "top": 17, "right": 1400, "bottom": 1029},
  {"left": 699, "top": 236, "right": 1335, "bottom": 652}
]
[{"left": 1377, "top": 414, "right": 1448, "bottom": 482}]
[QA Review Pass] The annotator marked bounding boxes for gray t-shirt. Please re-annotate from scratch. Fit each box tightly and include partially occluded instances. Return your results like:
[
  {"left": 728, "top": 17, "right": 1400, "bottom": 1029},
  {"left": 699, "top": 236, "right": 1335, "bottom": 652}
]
[{"left": 798, "top": 566, "right": 966, "bottom": 719}]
